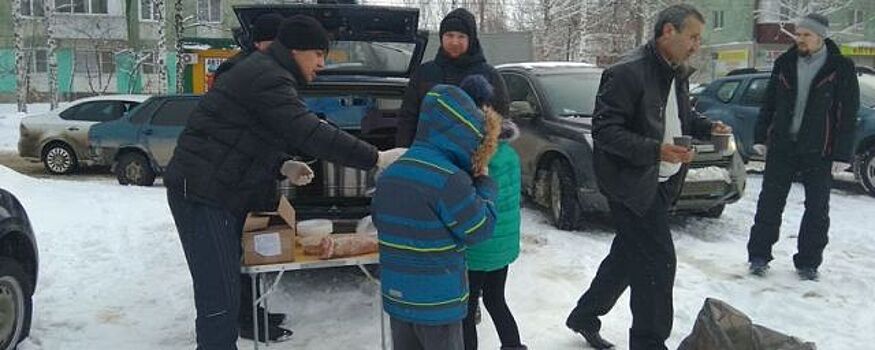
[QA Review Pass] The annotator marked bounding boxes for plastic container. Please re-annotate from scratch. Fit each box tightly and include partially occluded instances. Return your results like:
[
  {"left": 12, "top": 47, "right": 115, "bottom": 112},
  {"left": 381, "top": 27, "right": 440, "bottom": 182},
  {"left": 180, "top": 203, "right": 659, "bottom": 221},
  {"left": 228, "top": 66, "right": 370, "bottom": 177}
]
[{"left": 297, "top": 219, "right": 333, "bottom": 237}]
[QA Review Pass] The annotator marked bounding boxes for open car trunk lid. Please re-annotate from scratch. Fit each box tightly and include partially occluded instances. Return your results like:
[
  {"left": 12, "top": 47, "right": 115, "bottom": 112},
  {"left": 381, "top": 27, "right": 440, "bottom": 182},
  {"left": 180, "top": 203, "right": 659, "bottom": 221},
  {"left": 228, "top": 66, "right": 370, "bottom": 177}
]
[{"left": 233, "top": 4, "right": 428, "bottom": 79}]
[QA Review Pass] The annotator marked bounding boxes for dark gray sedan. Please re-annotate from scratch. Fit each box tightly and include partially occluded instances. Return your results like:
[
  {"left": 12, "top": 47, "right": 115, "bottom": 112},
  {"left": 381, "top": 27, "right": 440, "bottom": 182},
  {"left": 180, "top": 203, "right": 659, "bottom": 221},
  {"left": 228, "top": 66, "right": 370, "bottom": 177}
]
[{"left": 497, "top": 62, "right": 746, "bottom": 230}]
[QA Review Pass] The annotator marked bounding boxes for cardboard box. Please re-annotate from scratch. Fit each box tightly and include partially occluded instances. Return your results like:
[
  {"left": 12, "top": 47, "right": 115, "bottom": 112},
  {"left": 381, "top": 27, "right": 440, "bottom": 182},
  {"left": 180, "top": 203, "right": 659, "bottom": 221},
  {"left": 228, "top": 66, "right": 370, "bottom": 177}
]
[{"left": 242, "top": 196, "right": 297, "bottom": 266}]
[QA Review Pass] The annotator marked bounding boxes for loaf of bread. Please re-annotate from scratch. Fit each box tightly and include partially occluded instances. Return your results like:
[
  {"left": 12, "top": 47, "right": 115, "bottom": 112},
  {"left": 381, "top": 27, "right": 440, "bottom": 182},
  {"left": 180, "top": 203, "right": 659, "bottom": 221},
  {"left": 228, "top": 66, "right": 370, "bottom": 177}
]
[{"left": 317, "top": 234, "right": 378, "bottom": 259}]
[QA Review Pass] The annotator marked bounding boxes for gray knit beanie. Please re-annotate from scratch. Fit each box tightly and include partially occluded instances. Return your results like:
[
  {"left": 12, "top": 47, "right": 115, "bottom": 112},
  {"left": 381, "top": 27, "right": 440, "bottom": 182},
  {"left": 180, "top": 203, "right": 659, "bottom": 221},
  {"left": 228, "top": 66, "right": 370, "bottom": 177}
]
[{"left": 797, "top": 13, "right": 829, "bottom": 38}]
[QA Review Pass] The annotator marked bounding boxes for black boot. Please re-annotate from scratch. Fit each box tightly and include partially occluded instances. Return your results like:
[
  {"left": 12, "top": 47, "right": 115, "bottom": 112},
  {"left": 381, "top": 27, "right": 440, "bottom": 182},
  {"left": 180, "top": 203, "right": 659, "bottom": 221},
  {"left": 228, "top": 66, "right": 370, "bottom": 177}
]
[
  {"left": 240, "top": 307, "right": 286, "bottom": 326},
  {"left": 797, "top": 267, "right": 819, "bottom": 281},
  {"left": 238, "top": 323, "right": 293, "bottom": 343},
  {"left": 500, "top": 345, "right": 528, "bottom": 350},
  {"left": 570, "top": 327, "right": 614, "bottom": 349},
  {"left": 749, "top": 258, "right": 770, "bottom": 277}
]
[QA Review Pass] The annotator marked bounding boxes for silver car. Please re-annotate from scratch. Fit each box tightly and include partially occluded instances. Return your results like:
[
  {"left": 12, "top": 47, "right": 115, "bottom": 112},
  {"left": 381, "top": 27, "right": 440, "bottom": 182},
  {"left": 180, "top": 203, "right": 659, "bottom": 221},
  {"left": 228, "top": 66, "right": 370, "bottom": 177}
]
[{"left": 17, "top": 95, "right": 151, "bottom": 174}]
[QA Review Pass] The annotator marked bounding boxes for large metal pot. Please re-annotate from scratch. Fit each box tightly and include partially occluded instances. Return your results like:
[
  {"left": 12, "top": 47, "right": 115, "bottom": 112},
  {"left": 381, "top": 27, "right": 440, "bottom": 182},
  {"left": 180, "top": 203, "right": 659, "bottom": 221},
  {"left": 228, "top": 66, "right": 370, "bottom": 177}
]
[{"left": 322, "top": 162, "right": 375, "bottom": 197}]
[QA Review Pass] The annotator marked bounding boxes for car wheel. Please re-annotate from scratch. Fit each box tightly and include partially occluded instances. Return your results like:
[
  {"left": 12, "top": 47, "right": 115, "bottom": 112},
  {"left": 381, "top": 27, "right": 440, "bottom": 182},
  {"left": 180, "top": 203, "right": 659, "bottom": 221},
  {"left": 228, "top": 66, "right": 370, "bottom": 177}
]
[
  {"left": 548, "top": 159, "right": 581, "bottom": 230},
  {"left": 855, "top": 145, "right": 875, "bottom": 197},
  {"left": 42, "top": 143, "right": 78, "bottom": 175},
  {"left": 116, "top": 152, "right": 156, "bottom": 186},
  {"left": 0, "top": 257, "right": 33, "bottom": 350}
]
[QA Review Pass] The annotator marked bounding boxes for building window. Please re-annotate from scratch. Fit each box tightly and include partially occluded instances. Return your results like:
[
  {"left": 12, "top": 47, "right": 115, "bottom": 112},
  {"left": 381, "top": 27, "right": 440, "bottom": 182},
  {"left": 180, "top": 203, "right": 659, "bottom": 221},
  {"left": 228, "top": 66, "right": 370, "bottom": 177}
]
[
  {"left": 30, "top": 49, "right": 48, "bottom": 73},
  {"left": 141, "top": 52, "right": 157, "bottom": 74},
  {"left": 713, "top": 10, "right": 725, "bottom": 29},
  {"left": 55, "top": 0, "right": 108, "bottom": 14},
  {"left": 140, "top": 0, "right": 159, "bottom": 21},
  {"left": 197, "top": 0, "right": 222, "bottom": 23},
  {"left": 75, "top": 50, "right": 116, "bottom": 74},
  {"left": 21, "top": 0, "right": 45, "bottom": 17},
  {"left": 851, "top": 10, "right": 865, "bottom": 33}
]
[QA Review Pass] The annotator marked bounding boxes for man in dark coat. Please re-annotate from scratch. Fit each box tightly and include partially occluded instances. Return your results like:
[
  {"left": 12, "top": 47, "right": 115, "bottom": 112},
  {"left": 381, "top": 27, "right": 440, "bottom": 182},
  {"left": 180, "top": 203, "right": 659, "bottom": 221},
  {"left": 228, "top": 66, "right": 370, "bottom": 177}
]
[
  {"left": 747, "top": 13, "right": 860, "bottom": 281},
  {"left": 395, "top": 7, "right": 510, "bottom": 147},
  {"left": 565, "top": 5, "right": 730, "bottom": 350},
  {"left": 164, "top": 16, "right": 405, "bottom": 349},
  {"left": 207, "top": 12, "right": 293, "bottom": 341}
]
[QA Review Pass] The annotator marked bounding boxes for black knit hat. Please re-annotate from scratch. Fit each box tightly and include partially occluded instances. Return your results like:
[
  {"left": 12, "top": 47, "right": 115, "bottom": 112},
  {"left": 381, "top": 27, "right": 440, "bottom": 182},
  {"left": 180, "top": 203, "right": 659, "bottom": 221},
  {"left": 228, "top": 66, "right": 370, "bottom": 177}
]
[
  {"left": 277, "top": 15, "right": 331, "bottom": 51},
  {"left": 251, "top": 13, "right": 284, "bottom": 42},
  {"left": 440, "top": 8, "right": 477, "bottom": 39}
]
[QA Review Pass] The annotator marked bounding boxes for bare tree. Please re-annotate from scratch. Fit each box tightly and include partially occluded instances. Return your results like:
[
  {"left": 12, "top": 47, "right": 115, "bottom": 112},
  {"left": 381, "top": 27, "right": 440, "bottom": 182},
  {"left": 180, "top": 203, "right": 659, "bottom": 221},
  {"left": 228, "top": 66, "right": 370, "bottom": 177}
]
[
  {"left": 70, "top": 43, "right": 125, "bottom": 95},
  {"left": 155, "top": 0, "right": 169, "bottom": 94},
  {"left": 754, "top": 0, "right": 857, "bottom": 38},
  {"left": 116, "top": 50, "right": 154, "bottom": 94},
  {"left": 532, "top": 0, "right": 587, "bottom": 61},
  {"left": 12, "top": 0, "right": 28, "bottom": 112},
  {"left": 174, "top": 0, "right": 185, "bottom": 93},
  {"left": 575, "top": 0, "right": 676, "bottom": 65},
  {"left": 507, "top": 0, "right": 541, "bottom": 32},
  {"left": 43, "top": 0, "right": 60, "bottom": 109}
]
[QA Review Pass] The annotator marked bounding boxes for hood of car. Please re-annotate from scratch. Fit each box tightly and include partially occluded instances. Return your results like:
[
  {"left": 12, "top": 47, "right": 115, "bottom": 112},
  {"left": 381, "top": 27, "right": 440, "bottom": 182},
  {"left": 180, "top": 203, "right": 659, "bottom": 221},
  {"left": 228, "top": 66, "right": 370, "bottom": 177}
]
[{"left": 233, "top": 4, "right": 427, "bottom": 79}]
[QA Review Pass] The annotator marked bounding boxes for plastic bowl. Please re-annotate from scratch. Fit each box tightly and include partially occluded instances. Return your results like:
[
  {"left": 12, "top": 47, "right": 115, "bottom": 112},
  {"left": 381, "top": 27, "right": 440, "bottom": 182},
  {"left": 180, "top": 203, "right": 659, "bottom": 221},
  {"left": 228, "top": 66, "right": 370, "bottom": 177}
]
[{"left": 297, "top": 219, "right": 333, "bottom": 237}]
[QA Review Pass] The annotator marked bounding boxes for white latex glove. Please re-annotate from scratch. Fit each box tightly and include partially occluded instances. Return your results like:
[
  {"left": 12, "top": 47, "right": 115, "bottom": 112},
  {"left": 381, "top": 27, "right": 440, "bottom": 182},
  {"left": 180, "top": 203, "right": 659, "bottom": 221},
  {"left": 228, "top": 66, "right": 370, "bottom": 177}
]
[
  {"left": 280, "top": 160, "right": 314, "bottom": 186},
  {"left": 377, "top": 148, "right": 407, "bottom": 169},
  {"left": 752, "top": 144, "right": 767, "bottom": 157},
  {"left": 832, "top": 161, "right": 851, "bottom": 174}
]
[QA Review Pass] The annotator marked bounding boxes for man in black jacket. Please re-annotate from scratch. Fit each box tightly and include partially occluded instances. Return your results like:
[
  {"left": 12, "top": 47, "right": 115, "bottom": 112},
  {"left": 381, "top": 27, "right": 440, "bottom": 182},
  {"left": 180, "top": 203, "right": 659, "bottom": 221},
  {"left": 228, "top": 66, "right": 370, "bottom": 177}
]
[
  {"left": 165, "top": 16, "right": 405, "bottom": 349},
  {"left": 395, "top": 7, "right": 510, "bottom": 147},
  {"left": 747, "top": 14, "right": 860, "bottom": 281},
  {"left": 207, "top": 12, "right": 293, "bottom": 341},
  {"left": 565, "top": 5, "right": 729, "bottom": 350}
]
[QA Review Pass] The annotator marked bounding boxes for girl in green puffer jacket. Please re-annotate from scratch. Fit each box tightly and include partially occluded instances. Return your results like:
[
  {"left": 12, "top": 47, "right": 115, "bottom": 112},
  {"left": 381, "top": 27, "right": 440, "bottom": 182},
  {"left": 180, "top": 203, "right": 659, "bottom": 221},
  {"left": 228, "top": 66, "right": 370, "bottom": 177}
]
[{"left": 459, "top": 75, "right": 527, "bottom": 350}]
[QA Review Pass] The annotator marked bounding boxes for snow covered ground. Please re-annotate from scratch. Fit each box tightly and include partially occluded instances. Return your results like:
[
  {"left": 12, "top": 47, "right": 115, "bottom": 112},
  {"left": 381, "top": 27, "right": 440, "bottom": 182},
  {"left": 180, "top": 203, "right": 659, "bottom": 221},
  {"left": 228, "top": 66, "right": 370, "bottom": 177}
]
[
  {"left": 0, "top": 103, "right": 52, "bottom": 151},
  {"left": 2, "top": 102, "right": 874, "bottom": 349},
  {"left": 0, "top": 104, "right": 51, "bottom": 152}
]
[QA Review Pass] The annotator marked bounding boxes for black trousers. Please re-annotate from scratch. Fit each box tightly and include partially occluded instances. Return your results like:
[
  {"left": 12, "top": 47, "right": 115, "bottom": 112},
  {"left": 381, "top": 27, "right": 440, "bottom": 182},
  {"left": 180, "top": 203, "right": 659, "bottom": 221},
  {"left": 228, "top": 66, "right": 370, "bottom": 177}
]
[
  {"left": 463, "top": 266, "right": 523, "bottom": 350},
  {"left": 390, "top": 317, "right": 463, "bottom": 350},
  {"left": 748, "top": 149, "right": 832, "bottom": 269},
  {"left": 567, "top": 183, "right": 675, "bottom": 350},
  {"left": 168, "top": 190, "right": 244, "bottom": 350}
]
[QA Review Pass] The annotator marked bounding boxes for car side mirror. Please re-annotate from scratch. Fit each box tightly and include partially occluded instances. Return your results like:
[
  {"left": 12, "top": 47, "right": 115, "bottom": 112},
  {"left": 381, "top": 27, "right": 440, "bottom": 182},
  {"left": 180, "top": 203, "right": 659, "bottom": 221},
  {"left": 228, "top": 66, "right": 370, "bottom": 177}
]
[{"left": 510, "top": 101, "right": 537, "bottom": 119}]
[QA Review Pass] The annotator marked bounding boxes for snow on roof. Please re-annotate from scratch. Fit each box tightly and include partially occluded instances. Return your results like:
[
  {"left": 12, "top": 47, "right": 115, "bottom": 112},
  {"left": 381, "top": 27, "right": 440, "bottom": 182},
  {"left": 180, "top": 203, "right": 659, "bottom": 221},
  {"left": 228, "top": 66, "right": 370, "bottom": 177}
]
[
  {"left": 496, "top": 61, "right": 598, "bottom": 70},
  {"left": 69, "top": 94, "right": 153, "bottom": 105}
]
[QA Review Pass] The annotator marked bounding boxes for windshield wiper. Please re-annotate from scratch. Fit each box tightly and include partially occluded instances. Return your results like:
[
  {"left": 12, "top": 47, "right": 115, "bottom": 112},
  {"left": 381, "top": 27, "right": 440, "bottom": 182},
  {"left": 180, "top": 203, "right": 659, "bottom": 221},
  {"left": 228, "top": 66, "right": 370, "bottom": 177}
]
[{"left": 372, "top": 42, "right": 410, "bottom": 55}]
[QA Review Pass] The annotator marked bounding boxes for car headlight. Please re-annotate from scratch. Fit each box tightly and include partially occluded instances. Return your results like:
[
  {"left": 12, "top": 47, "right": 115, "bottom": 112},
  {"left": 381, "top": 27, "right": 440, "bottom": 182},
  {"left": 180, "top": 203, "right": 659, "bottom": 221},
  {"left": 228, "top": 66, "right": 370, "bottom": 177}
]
[{"left": 722, "top": 135, "right": 737, "bottom": 157}]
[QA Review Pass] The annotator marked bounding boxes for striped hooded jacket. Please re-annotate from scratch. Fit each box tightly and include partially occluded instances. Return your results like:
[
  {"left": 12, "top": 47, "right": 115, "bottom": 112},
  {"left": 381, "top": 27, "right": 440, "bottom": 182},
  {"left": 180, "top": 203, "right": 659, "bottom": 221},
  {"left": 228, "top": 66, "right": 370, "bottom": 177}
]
[{"left": 372, "top": 84, "right": 498, "bottom": 325}]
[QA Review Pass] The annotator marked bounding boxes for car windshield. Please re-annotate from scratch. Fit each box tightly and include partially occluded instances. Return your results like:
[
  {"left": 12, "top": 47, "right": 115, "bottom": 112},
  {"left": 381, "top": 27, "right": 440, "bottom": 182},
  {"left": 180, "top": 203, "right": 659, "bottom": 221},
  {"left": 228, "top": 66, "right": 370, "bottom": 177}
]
[
  {"left": 323, "top": 41, "right": 415, "bottom": 74},
  {"left": 859, "top": 74, "right": 875, "bottom": 108},
  {"left": 537, "top": 72, "right": 602, "bottom": 117}
]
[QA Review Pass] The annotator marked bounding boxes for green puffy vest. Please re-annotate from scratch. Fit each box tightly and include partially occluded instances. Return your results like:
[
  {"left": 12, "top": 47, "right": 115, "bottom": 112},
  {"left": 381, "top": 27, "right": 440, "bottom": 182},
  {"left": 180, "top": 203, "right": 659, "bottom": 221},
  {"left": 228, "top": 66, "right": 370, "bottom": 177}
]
[{"left": 466, "top": 141, "right": 521, "bottom": 272}]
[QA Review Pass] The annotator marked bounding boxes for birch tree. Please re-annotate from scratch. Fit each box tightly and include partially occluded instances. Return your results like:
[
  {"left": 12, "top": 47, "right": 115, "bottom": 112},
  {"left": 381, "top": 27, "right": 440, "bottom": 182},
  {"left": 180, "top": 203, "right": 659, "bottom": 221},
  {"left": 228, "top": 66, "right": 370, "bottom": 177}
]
[
  {"left": 174, "top": 0, "right": 185, "bottom": 93},
  {"left": 43, "top": 0, "right": 60, "bottom": 109},
  {"left": 12, "top": 0, "right": 28, "bottom": 112},
  {"left": 755, "top": 0, "right": 858, "bottom": 38},
  {"left": 155, "top": 0, "right": 169, "bottom": 94}
]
